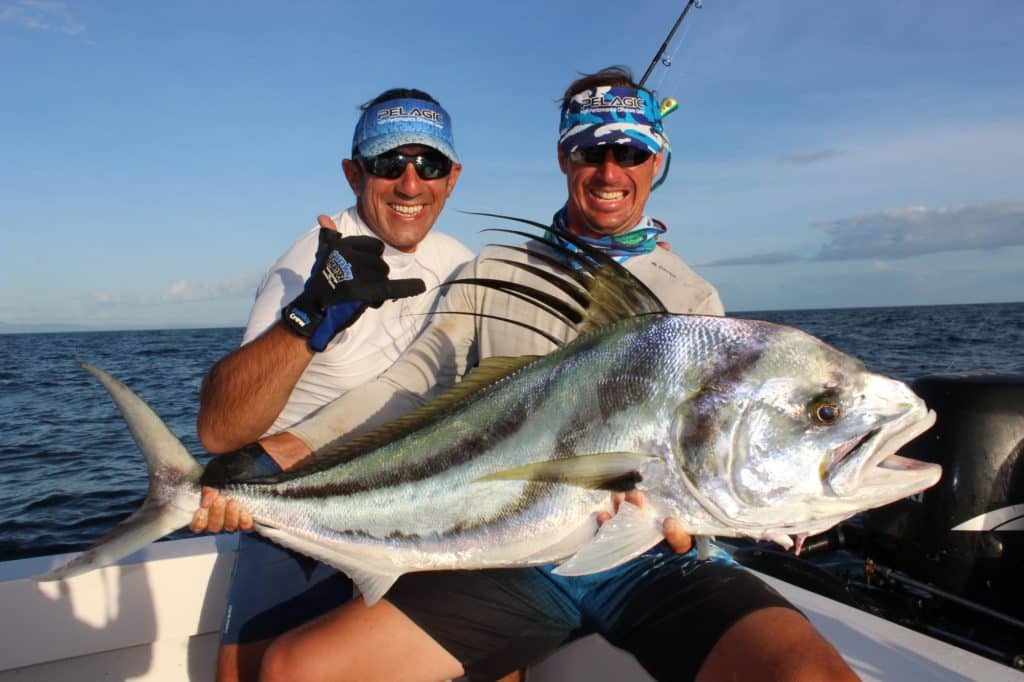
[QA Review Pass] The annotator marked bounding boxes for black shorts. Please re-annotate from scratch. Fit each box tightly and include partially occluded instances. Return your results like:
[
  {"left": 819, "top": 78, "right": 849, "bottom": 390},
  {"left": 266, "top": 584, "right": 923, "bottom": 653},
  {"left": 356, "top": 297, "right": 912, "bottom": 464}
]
[
  {"left": 221, "top": 533, "right": 353, "bottom": 643},
  {"left": 386, "top": 544, "right": 799, "bottom": 681}
]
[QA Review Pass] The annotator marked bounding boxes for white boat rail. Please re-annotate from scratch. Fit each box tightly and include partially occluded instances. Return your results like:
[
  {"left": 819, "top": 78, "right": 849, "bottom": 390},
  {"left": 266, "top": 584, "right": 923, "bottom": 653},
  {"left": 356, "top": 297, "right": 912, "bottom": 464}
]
[{"left": 1, "top": 536, "right": 1021, "bottom": 681}]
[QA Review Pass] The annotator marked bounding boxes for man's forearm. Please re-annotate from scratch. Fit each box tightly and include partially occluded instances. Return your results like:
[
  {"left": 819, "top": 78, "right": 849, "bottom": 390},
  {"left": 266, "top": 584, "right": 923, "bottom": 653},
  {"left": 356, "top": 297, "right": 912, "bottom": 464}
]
[
  {"left": 197, "top": 323, "right": 314, "bottom": 452},
  {"left": 288, "top": 312, "right": 474, "bottom": 451},
  {"left": 289, "top": 377, "right": 421, "bottom": 452},
  {"left": 259, "top": 431, "right": 314, "bottom": 469}
]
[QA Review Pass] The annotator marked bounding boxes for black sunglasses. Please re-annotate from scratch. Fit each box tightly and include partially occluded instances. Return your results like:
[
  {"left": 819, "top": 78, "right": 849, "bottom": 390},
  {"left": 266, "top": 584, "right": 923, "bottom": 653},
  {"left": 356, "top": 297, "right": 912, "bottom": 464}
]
[
  {"left": 358, "top": 150, "right": 453, "bottom": 180},
  {"left": 568, "top": 146, "right": 653, "bottom": 167}
]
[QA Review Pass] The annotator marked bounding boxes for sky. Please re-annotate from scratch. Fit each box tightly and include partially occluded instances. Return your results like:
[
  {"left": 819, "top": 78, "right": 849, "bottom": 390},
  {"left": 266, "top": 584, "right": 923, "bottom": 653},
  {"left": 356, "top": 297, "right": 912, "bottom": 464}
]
[{"left": 1, "top": 0, "right": 1022, "bottom": 330}]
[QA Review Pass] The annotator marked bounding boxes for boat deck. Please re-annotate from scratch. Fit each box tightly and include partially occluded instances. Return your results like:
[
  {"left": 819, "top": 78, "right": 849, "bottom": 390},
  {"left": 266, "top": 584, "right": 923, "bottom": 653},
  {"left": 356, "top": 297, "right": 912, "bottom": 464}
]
[{"left": 1, "top": 536, "right": 1020, "bottom": 681}]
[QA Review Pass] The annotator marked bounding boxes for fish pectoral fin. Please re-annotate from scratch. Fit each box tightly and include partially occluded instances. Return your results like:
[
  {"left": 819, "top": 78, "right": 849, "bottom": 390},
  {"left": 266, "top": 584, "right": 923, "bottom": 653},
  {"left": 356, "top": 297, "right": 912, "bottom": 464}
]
[
  {"left": 764, "top": 531, "right": 795, "bottom": 551},
  {"left": 344, "top": 567, "right": 402, "bottom": 607},
  {"left": 551, "top": 501, "right": 664, "bottom": 576},
  {"left": 695, "top": 535, "right": 715, "bottom": 560},
  {"left": 474, "top": 452, "right": 657, "bottom": 490},
  {"left": 257, "top": 527, "right": 402, "bottom": 606}
]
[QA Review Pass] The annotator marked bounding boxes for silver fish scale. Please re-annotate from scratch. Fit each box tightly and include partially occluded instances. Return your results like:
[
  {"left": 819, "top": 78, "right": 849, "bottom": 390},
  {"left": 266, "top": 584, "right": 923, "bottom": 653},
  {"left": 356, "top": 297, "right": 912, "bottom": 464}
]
[
  {"left": 225, "top": 313, "right": 880, "bottom": 568},
  {"left": 41, "top": 249, "right": 940, "bottom": 587},
  {"left": 223, "top": 315, "right": 708, "bottom": 568},
  {"left": 205, "top": 313, "right": 931, "bottom": 575}
]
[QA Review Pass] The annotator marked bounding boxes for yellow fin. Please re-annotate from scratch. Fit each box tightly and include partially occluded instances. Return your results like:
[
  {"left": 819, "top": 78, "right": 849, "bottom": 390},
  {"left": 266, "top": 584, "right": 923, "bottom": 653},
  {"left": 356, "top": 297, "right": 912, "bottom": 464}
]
[
  {"left": 475, "top": 452, "right": 658, "bottom": 491},
  {"left": 459, "top": 355, "right": 541, "bottom": 389}
]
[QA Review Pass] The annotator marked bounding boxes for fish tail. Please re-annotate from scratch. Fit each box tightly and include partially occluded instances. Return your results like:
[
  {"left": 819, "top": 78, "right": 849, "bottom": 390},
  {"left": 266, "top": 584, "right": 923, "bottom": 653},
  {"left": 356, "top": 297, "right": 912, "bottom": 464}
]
[{"left": 35, "top": 363, "right": 204, "bottom": 582}]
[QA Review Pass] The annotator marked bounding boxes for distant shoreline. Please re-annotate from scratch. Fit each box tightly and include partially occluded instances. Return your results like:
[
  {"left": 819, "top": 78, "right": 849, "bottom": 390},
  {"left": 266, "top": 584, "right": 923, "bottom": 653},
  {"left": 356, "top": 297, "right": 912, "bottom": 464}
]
[{"left": 0, "top": 324, "right": 246, "bottom": 335}]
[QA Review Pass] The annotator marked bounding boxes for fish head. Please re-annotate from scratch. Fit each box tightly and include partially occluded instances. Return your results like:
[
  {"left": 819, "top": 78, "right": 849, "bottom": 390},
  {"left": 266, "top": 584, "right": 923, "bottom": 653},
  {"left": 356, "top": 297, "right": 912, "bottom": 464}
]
[{"left": 672, "top": 323, "right": 941, "bottom": 534}]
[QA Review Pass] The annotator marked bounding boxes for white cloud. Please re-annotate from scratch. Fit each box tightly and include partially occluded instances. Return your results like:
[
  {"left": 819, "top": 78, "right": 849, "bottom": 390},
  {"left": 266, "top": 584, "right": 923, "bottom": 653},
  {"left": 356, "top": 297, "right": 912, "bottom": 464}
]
[
  {"left": 0, "top": 0, "right": 84, "bottom": 35},
  {"left": 87, "top": 273, "right": 259, "bottom": 307},
  {"left": 699, "top": 251, "right": 802, "bottom": 267},
  {"left": 778, "top": 149, "right": 843, "bottom": 165},
  {"left": 162, "top": 274, "right": 256, "bottom": 303},
  {"left": 698, "top": 201, "right": 1023, "bottom": 266},
  {"left": 814, "top": 202, "right": 1024, "bottom": 261}
]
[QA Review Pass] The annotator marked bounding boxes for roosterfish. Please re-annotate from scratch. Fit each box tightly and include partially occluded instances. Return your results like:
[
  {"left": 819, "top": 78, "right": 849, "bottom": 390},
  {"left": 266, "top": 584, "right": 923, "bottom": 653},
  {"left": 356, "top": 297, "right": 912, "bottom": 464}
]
[{"left": 37, "top": 217, "right": 941, "bottom": 605}]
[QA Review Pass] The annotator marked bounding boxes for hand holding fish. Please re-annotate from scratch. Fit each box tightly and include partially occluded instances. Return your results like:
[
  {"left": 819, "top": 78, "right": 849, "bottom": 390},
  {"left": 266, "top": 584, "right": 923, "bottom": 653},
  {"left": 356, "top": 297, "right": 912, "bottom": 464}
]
[
  {"left": 190, "top": 455, "right": 256, "bottom": 533},
  {"left": 190, "top": 488, "right": 252, "bottom": 534},
  {"left": 190, "top": 433, "right": 313, "bottom": 534},
  {"left": 597, "top": 490, "right": 693, "bottom": 554},
  {"left": 190, "top": 442, "right": 275, "bottom": 533}
]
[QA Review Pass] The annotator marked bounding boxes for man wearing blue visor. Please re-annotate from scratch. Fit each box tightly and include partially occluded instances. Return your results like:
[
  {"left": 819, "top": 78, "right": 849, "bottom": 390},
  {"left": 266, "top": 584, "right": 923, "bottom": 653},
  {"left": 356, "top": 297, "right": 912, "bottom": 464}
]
[
  {"left": 192, "top": 88, "right": 472, "bottom": 681},
  {"left": 556, "top": 75, "right": 674, "bottom": 244},
  {"left": 249, "top": 67, "right": 854, "bottom": 682}
]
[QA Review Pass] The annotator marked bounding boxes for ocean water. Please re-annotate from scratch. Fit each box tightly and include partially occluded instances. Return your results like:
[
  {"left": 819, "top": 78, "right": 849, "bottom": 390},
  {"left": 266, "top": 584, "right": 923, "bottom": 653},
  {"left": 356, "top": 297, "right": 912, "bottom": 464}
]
[
  {"left": 0, "top": 328, "right": 239, "bottom": 562},
  {"left": 1, "top": 302, "right": 1022, "bottom": 563}
]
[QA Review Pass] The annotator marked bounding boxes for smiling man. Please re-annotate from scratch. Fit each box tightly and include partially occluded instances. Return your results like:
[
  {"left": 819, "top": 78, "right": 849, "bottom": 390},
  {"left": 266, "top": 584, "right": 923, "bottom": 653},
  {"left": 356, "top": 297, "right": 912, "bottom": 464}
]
[
  {"left": 558, "top": 83, "right": 668, "bottom": 239},
  {"left": 193, "top": 88, "right": 472, "bottom": 681},
  {"left": 248, "top": 68, "right": 852, "bottom": 682}
]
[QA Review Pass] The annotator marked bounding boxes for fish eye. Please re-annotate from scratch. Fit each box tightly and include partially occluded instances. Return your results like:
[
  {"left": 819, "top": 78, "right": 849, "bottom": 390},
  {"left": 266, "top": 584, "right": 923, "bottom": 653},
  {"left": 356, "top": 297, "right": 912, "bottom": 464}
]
[{"left": 810, "top": 400, "right": 841, "bottom": 425}]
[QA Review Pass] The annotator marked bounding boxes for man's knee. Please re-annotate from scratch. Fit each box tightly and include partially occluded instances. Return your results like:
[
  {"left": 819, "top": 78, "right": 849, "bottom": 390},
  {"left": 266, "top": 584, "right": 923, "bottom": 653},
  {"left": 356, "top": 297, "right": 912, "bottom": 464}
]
[
  {"left": 257, "top": 638, "right": 289, "bottom": 682},
  {"left": 260, "top": 629, "right": 370, "bottom": 682},
  {"left": 216, "top": 640, "right": 272, "bottom": 682},
  {"left": 260, "top": 634, "right": 324, "bottom": 682},
  {"left": 698, "top": 607, "right": 857, "bottom": 682}
]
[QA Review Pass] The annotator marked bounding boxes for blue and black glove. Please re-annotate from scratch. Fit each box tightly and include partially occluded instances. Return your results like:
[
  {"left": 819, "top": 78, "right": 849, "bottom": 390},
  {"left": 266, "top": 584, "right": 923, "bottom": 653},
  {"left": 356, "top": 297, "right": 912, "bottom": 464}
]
[
  {"left": 282, "top": 228, "right": 426, "bottom": 351},
  {"left": 200, "top": 442, "right": 281, "bottom": 488}
]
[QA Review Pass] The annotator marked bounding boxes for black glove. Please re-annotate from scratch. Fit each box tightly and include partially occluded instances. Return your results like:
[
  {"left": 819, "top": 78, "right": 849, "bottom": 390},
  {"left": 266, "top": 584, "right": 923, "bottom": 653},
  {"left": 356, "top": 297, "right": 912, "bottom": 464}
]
[
  {"left": 282, "top": 228, "right": 426, "bottom": 351},
  {"left": 200, "top": 442, "right": 281, "bottom": 488}
]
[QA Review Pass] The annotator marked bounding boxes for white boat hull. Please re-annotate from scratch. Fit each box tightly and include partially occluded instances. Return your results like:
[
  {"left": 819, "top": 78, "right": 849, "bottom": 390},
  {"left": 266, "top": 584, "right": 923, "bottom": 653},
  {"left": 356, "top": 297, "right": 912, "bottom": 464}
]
[{"left": 1, "top": 536, "right": 1020, "bottom": 681}]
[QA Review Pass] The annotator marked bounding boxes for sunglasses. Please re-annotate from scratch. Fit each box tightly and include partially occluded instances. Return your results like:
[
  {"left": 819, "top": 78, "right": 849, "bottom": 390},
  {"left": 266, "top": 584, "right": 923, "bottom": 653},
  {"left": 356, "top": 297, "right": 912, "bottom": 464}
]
[
  {"left": 359, "top": 150, "right": 453, "bottom": 180},
  {"left": 568, "top": 146, "right": 653, "bottom": 167}
]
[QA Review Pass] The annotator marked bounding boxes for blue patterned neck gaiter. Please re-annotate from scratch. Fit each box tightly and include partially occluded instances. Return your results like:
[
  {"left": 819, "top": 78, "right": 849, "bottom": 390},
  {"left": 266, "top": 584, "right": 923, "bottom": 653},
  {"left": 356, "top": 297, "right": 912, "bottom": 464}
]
[{"left": 546, "top": 206, "right": 666, "bottom": 264}]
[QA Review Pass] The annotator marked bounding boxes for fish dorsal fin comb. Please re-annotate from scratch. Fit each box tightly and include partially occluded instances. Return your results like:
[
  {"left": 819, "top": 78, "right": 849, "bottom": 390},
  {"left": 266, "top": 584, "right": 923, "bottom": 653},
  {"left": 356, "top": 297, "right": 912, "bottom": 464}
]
[
  {"left": 286, "top": 214, "right": 668, "bottom": 477},
  {"left": 454, "top": 214, "right": 668, "bottom": 338}
]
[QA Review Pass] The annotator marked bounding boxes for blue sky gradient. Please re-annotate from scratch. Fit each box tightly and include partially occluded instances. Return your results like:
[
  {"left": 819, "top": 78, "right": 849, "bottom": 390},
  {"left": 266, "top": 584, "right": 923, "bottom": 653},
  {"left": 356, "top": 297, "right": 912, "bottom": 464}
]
[{"left": 2, "top": 1, "right": 1022, "bottom": 330}]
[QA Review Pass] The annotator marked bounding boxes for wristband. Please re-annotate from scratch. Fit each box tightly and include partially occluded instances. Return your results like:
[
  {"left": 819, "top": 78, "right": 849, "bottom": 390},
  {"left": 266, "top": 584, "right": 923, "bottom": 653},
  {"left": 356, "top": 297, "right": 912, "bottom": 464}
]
[
  {"left": 282, "top": 294, "right": 325, "bottom": 339},
  {"left": 200, "top": 442, "right": 282, "bottom": 488}
]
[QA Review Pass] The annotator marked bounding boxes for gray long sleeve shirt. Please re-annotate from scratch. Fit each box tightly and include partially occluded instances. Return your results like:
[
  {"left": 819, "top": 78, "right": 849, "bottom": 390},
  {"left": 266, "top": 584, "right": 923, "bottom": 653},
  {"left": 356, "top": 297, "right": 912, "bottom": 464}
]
[{"left": 290, "top": 239, "right": 724, "bottom": 451}]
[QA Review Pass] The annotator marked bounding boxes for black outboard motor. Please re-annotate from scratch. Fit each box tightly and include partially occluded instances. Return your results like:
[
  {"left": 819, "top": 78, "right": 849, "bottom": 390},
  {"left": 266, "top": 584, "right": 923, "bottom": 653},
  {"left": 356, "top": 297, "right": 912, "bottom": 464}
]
[{"left": 862, "top": 373, "right": 1024, "bottom": 619}]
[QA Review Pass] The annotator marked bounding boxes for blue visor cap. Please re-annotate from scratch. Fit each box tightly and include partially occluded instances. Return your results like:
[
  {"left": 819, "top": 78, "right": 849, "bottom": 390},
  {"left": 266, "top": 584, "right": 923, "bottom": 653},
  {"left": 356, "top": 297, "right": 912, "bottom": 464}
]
[
  {"left": 558, "top": 86, "right": 666, "bottom": 156},
  {"left": 352, "top": 97, "right": 459, "bottom": 163}
]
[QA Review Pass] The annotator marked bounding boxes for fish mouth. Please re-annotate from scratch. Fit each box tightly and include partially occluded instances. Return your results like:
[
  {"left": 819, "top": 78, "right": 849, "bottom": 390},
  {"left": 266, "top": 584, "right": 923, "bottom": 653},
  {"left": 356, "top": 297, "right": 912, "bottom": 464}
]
[
  {"left": 827, "top": 428, "right": 879, "bottom": 470},
  {"left": 826, "top": 403, "right": 940, "bottom": 499}
]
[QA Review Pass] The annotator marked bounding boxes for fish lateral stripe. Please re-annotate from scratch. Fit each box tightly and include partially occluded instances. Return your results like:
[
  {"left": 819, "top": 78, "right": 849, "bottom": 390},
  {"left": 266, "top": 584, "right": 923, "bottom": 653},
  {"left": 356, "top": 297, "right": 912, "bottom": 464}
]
[
  {"left": 475, "top": 452, "right": 656, "bottom": 490},
  {"left": 592, "top": 330, "right": 676, "bottom": 421},
  {"left": 679, "top": 325, "right": 774, "bottom": 452},
  {"left": 266, "top": 386, "right": 538, "bottom": 500},
  {"left": 261, "top": 480, "right": 563, "bottom": 545}
]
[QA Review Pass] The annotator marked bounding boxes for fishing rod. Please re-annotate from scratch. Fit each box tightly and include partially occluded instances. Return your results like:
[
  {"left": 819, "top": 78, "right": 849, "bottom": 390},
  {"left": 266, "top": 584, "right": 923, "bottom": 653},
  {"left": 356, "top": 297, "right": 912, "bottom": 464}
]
[
  {"left": 639, "top": 0, "right": 702, "bottom": 88},
  {"left": 638, "top": 0, "right": 702, "bottom": 191}
]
